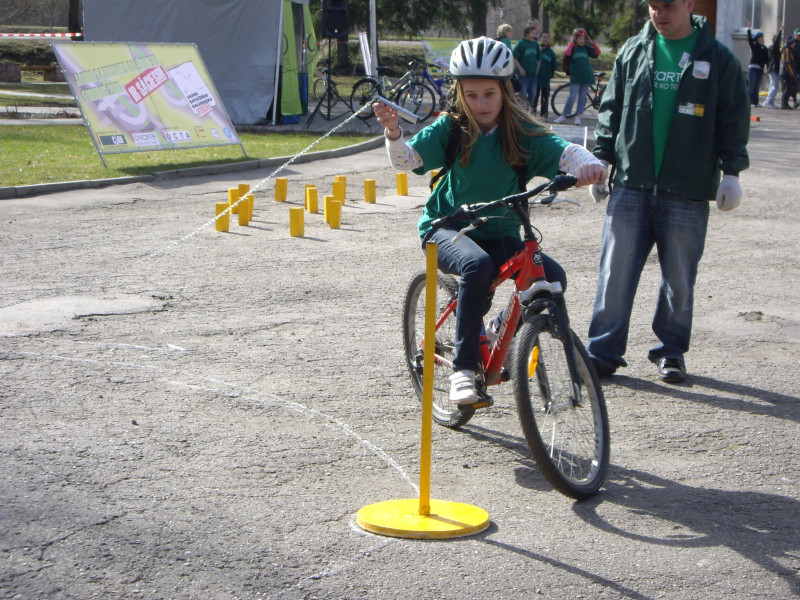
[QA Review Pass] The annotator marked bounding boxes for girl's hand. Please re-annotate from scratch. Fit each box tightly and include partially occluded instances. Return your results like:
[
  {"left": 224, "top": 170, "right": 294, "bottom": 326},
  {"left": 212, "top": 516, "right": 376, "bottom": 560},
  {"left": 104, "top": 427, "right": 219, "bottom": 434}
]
[
  {"left": 574, "top": 162, "right": 607, "bottom": 188},
  {"left": 373, "top": 101, "right": 401, "bottom": 139}
]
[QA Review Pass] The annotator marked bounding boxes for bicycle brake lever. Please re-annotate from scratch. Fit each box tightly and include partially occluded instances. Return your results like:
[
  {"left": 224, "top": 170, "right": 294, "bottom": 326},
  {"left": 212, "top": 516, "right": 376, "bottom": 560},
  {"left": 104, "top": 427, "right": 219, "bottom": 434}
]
[{"left": 451, "top": 218, "right": 487, "bottom": 243}]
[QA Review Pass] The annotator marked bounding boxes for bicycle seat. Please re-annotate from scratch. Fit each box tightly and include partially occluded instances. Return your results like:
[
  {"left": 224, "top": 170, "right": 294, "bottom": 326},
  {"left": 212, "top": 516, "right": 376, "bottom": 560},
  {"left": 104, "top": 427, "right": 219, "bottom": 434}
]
[
  {"left": 376, "top": 66, "right": 390, "bottom": 75},
  {"left": 596, "top": 72, "right": 606, "bottom": 78}
]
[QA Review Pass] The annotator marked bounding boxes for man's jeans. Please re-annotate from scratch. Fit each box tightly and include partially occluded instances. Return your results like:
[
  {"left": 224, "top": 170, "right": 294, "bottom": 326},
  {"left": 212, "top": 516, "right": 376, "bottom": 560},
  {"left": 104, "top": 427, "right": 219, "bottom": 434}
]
[
  {"left": 424, "top": 229, "right": 566, "bottom": 372},
  {"left": 587, "top": 187, "right": 709, "bottom": 369},
  {"left": 765, "top": 71, "right": 779, "bottom": 106},
  {"left": 518, "top": 74, "right": 538, "bottom": 108}
]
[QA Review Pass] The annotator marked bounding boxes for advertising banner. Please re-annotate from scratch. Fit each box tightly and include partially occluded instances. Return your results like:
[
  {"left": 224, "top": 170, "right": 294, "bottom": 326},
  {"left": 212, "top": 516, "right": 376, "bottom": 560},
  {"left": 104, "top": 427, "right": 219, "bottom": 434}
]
[{"left": 53, "top": 42, "right": 244, "bottom": 164}]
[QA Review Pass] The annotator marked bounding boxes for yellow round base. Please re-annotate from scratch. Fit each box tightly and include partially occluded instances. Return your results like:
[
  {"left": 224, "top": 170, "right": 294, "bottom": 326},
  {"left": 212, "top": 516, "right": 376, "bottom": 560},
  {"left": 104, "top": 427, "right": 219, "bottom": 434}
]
[{"left": 357, "top": 499, "right": 490, "bottom": 539}]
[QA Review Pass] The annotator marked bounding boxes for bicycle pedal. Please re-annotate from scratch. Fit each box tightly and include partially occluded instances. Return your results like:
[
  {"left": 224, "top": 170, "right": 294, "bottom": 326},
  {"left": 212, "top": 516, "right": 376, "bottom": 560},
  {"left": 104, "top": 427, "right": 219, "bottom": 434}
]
[{"left": 470, "top": 396, "right": 494, "bottom": 410}]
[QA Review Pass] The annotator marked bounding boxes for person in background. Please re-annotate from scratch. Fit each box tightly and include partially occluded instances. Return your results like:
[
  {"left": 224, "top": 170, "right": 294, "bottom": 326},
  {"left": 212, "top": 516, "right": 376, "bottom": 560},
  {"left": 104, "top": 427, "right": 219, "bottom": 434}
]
[
  {"left": 587, "top": 0, "right": 750, "bottom": 384},
  {"left": 781, "top": 35, "right": 798, "bottom": 109},
  {"left": 535, "top": 31, "right": 557, "bottom": 120},
  {"left": 554, "top": 28, "right": 601, "bottom": 125},
  {"left": 373, "top": 37, "right": 606, "bottom": 403},
  {"left": 764, "top": 25, "right": 783, "bottom": 109},
  {"left": 746, "top": 20, "right": 769, "bottom": 107},
  {"left": 513, "top": 24, "right": 540, "bottom": 113},
  {"left": 496, "top": 23, "right": 513, "bottom": 50}
]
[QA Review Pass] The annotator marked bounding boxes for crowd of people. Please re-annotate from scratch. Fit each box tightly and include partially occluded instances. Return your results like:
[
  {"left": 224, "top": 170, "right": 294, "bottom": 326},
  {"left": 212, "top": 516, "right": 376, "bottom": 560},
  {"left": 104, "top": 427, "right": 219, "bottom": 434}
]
[
  {"left": 494, "top": 20, "right": 600, "bottom": 124},
  {"left": 748, "top": 21, "right": 800, "bottom": 109}
]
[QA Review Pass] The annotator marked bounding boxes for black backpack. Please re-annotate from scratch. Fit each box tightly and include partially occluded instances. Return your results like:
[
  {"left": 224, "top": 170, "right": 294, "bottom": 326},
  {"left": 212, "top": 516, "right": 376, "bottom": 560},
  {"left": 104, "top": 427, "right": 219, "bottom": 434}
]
[{"left": 429, "top": 117, "right": 528, "bottom": 193}]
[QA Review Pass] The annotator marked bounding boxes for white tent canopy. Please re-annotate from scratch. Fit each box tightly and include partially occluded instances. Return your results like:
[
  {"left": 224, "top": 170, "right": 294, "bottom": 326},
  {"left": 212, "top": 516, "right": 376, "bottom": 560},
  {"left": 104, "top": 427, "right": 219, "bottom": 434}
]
[{"left": 83, "top": 0, "right": 290, "bottom": 125}]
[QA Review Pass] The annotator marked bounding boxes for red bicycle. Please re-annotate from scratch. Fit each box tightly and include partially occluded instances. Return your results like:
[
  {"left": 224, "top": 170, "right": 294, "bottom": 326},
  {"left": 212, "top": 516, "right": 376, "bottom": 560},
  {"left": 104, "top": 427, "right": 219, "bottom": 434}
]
[{"left": 402, "top": 175, "right": 610, "bottom": 499}]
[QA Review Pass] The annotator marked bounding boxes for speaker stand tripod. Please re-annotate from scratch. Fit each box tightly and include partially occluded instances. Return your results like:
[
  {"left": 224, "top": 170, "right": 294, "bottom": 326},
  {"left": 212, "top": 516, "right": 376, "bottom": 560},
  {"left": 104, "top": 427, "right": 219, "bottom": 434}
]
[{"left": 306, "top": 40, "right": 354, "bottom": 127}]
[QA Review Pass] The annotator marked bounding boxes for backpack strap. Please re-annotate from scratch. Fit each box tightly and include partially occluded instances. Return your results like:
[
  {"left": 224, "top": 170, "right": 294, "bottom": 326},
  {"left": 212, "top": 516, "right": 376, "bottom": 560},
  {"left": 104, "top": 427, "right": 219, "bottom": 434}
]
[
  {"left": 429, "top": 118, "right": 461, "bottom": 190},
  {"left": 429, "top": 118, "right": 528, "bottom": 193}
]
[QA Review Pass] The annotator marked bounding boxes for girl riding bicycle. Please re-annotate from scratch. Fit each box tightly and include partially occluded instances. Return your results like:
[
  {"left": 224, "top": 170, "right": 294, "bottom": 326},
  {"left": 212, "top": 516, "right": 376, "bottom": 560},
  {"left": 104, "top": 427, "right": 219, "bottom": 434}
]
[{"left": 374, "top": 36, "right": 606, "bottom": 405}]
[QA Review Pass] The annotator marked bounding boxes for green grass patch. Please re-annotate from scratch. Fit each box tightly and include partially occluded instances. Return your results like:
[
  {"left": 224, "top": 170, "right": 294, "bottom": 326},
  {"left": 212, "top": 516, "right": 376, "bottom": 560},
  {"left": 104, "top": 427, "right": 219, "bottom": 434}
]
[{"left": 0, "top": 125, "right": 376, "bottom": 188}]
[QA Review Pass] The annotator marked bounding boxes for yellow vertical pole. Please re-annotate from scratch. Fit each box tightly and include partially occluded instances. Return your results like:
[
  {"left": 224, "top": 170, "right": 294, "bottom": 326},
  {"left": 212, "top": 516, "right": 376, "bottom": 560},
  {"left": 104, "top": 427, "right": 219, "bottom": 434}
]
[
  {"left": 244, "top": 193, "right": 254, "bottom": 221},
  {"left": 364, "top": 179, "right": 376, "bottom": 203},
  {"left": 333, "top": 179, "right": 345, "bottom": 203},
  {"left": 275, "top": 177, "right": 288, "bottom": 202},
  {"left": 215, "top": 202, "right": 230, "bottom": 232},
  {"left": 396, "top": 172, "right": 408, "bottom": 196},
  {"left": 335, "top": 174, "right": 347, "bottom": 195},
  {"left": 238, "top": 200, "right": 249, "bottom": 226},
  {"left": 323, "top": 195, "right": 335, "bottom": 223},
  {"left": 305, "top": 186, "right": 318, "bottom": 213},
  {"left": 419, "top": 241, "right": 437, "bottom": 517},
  {"left": 289, "top": 207, "right": 304, "bottom": 237},
  {"left": 238, "top": 183, "right": 250, "bottom": 198},
  {"left": 228, "top": 187, "right": 241, "bottom": 214},
  {"left": 328, "top": 200, "right": 342, "bottom": 229}
]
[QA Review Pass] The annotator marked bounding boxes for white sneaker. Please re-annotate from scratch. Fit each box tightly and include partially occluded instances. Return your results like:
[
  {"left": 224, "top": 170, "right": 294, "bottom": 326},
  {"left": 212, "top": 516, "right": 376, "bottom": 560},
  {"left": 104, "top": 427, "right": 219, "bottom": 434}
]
[
  {"left": 554, "top": 115, "right": 566, "bottom": 124},
  {"left": 449, "top": 370, "right": 479, "bottom": 405},
  {"left": 574, "top": 116, "right": 582, "bottom": 125}
]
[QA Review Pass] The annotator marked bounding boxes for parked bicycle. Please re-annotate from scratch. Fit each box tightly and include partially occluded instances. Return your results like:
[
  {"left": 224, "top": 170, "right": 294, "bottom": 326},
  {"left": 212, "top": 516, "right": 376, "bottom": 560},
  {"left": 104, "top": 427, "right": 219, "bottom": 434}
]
[
  {"left": 408, "top": 56, "right": 453, "bottom": 112},
  {"left": 550, "top": 72, "right": 607, "bottom": 118},
  {"left": 402, "top": 175, "right": 610, "bottom": 500},
  {"left": 350, "top": 56, "right": 437, "bottom": 123}
]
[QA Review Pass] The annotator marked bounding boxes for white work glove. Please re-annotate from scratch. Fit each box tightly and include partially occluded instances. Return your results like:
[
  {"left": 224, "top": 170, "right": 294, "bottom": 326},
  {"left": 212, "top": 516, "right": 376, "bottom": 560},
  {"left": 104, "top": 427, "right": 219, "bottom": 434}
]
[
  {"left": 715, "top": 174, "right": 742, "bottom": 211},
  {"left": 589, "top": 160, "right": 610, "bottom": 203}
]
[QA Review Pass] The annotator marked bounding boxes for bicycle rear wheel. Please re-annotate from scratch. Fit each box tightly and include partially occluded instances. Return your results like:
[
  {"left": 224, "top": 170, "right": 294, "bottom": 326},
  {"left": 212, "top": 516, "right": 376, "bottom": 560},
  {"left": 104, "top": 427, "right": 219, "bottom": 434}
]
[
  {"left": 396, "top": 82, "right": 436, "bottom": 123},
  {"left": 512, "top": 313, "right": 609, "bottom": 499},
  {"left": 550, "top": 83, "right": 593, "bottom": 118},
  {"left": 312, "top": 77, "right": 337, "bottom": 108},
  {"left": 402, "top": 270, "right": 475, "bottom": 428},
  {"left": 350, "top": 77, "right": 380, "bottom": 120}
]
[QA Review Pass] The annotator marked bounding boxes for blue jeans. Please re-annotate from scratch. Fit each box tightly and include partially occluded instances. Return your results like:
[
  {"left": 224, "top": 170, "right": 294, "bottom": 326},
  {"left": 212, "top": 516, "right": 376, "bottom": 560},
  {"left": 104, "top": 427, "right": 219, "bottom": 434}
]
[
  {"left": 518, "top": 74, "right": 538, "bottom": 107},
  {"left": 748, "top": 66, "right": 763, "bottom": 106},
  {"left": 424, "top": 229, "right": 566, "bottom": 372},
  {"left": 765, "top": 71, "right": 779, "bottom": 106},
  {"left": 563, "top": 83, "right": 589, "bottom": 116},
  {"left": 586, "top": 187, "right": 709, "bottom": 369}
]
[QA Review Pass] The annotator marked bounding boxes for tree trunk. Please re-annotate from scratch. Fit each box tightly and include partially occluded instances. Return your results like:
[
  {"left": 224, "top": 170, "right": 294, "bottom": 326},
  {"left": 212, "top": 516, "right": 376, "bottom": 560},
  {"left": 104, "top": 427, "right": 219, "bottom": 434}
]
[
  {"left": 470, "top": 0, "right": 488, "bottom": 37},
  {"left": 68, "top": 0, "right": 83, "bottom": 34},
  {"left": 529, "top": 0, "right": 541, "bottom": 23}
]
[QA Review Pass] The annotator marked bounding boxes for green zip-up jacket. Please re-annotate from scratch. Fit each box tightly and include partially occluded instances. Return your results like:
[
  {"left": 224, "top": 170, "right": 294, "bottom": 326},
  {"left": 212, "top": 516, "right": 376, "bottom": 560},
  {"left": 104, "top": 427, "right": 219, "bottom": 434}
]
[{"left": 593, "top": 15, "right": 750, "bottom": 201}]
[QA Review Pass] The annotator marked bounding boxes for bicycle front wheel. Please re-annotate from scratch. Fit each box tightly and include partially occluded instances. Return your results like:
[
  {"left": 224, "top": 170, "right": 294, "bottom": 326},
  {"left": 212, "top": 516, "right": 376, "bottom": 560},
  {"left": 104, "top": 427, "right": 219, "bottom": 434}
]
[
  {"left": 396, "top": 82, "right": 436, "bottom": 123},
  {"left": 402, "top": 270, "right": 474, "bottom": 429},
  {"left": 350, "top": 77, "right": 380, "bottom": 120},
  {"left": 512, "top": 314, "right": 609, "bottom": 499}
]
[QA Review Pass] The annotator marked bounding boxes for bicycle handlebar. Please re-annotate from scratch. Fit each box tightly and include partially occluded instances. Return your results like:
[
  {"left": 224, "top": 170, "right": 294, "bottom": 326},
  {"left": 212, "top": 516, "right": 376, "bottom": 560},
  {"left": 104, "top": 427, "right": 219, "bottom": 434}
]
[{"left": 430, "top": 174, "right": 579, "bottom": 233}]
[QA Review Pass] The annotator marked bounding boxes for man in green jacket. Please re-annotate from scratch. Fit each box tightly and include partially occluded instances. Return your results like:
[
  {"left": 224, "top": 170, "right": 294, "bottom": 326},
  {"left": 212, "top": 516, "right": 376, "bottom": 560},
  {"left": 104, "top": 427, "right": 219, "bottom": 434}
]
[{"left": 586, "top": 0, "right": 750, "bottom": 383}]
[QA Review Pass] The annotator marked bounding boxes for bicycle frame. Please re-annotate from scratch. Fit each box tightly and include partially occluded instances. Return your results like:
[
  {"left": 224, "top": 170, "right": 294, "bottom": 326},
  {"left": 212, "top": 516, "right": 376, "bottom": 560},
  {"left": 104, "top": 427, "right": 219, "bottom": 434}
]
[
  {"left": 415, "top": 65, "right": 449, "bottom": 102},
  {"left": 426, "top": 178, "right": 586, "bottom": 404}
]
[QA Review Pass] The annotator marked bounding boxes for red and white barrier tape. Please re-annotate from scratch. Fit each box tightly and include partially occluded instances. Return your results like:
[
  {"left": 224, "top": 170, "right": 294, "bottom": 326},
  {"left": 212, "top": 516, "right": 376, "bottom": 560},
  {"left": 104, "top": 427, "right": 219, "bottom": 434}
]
[{"left": 0, "top": 32, "right": 83, "bottom": 38}]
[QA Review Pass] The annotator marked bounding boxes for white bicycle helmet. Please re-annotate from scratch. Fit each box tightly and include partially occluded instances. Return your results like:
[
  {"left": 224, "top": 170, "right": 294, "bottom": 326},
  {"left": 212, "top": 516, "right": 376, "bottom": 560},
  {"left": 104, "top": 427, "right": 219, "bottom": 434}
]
[{"left": 449, "top": 36, "right": 514, "bottom": 79}]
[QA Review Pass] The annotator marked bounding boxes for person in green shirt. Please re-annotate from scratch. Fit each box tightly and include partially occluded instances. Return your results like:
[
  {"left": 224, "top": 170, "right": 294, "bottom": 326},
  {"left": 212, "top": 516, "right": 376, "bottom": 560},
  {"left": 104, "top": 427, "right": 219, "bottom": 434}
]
[
  {"left": 372, "top": 37, "right": 607, "bottom": 404},
  {"left": 513, "top": 24, "right": 541, "bottom": 111},
  {"left": 554, "top": 28, "right": 601, "bottom": 125},
  {"left": 587, "top": 0, "right": 750, "bottom": 384},
  {"left": 496, "top": 23, "right": 513, "bottom": 51},
  {"left": 535, "top": 31, "right": 557, "bottom": 119}
]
